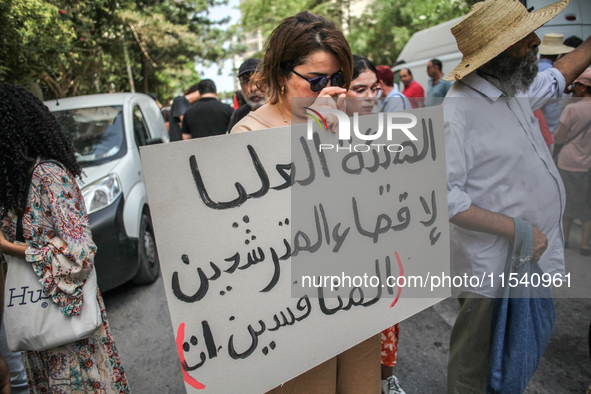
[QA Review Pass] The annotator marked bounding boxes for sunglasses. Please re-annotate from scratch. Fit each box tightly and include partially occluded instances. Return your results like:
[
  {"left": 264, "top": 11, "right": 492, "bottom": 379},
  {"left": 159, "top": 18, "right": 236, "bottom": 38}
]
[{"left": 291, "top": 69, "right": 345, "bottom": 92}]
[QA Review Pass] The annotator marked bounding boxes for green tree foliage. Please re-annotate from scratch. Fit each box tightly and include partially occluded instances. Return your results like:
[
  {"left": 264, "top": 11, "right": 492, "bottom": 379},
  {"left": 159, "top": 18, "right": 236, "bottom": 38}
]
[
  {"left": 348, "top": 0, "right": 474, "bottom": 66},
  {"left": 119, "top": 0, "right": 233, "bottom": 98},
  {"left": 239, "top": 0, "right": 479, "bottom": 67},
  {"left": 0, "top": 0, "right": 232, "bottom": 99},
  {"left": 240, "top": 0, "right": 313, "bottom": 38},
  {"left": 0, "top": 0, "right": 74, "bottom": 88},
  {"left": 239, "top": 0, "right": 359, "bottom": 40}
]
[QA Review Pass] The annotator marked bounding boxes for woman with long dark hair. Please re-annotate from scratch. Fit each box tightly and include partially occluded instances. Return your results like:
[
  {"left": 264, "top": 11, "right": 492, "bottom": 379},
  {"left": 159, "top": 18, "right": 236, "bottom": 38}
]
[
  {"left": 344, "top": 55, "right": 382, "bottom": 117},
  {"left": 0, "top": 83, "right": 130, "bottom": 393}
]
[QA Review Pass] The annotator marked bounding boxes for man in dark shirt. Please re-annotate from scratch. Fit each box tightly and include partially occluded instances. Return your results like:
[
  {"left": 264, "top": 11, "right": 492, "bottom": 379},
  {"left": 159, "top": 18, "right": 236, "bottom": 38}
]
[
  {"left": 227, "top": 58, "right": 267, "bottom": 132},
  {"left": 169, "top": 83, "right": 200, "bottom": 142},
  {"left": 182, "top": 79, "right": 233, "bottom": 139}
]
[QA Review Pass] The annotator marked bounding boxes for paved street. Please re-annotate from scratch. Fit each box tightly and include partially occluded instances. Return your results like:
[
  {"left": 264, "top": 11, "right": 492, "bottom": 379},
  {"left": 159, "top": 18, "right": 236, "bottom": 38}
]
[
  {"left": 103, "top": 277, "right": 185, "bottom": 393},
  {"left": 103, "top": 223, "right": 591, "bottom": 393}
]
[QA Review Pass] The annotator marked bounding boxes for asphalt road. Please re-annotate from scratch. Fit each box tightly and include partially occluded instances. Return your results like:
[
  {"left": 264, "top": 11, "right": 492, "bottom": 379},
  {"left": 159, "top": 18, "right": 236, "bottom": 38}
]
[
  {"left": 103, "top": 222, "right": 591, "bottom": 393},
  {"left": 103, "top": 276, "right": 185, "bottom": 393}
]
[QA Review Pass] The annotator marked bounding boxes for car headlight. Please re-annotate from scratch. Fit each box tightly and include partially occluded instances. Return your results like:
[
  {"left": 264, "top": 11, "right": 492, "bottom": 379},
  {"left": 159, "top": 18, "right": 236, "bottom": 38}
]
[{"left": 82, "top": 174, "right": 122, "bottom": 214}]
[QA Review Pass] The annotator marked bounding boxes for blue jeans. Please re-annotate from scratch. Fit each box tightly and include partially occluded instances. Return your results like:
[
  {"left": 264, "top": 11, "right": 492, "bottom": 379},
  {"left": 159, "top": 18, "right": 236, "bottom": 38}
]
[{"left": 0, "top": 321, "right": 28, "bottom": 394}]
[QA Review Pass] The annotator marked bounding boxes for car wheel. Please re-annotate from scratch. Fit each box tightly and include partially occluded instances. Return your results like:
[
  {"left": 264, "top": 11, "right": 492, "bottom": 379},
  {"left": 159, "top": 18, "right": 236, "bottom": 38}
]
[{"left": 133, "top": 213, "right": 160, "bottom": 285}]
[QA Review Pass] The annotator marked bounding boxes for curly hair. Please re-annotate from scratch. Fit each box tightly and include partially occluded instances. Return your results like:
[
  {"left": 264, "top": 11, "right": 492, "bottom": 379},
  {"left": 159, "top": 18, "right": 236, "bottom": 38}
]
[{"left": 0, "top": 83, "right": 82, "bottom": 220}]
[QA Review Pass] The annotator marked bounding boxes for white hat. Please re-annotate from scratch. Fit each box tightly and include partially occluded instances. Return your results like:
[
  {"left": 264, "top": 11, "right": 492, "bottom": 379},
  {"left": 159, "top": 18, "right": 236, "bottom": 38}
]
[{"left": 539, "top": 33, "right": 575, "bottom": 55}]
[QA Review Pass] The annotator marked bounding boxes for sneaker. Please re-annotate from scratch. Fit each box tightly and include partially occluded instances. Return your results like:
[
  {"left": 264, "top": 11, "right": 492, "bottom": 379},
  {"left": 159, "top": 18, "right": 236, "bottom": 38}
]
[{"left": 381, "top": 374, "right": 406, "bottom": 394}]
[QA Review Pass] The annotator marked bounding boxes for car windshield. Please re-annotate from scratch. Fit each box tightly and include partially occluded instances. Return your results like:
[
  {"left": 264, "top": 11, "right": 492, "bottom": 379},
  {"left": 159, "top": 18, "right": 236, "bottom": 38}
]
[{"left": 52, "top": 105, "right": 127, "bottom": 167}]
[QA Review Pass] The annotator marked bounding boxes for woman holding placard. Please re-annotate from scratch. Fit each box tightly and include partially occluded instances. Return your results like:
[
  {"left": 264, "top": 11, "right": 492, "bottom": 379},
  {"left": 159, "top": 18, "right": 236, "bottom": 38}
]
[
  {"left": 0, "top": 83, "right": 130, "bottom": 393},
  {"left": 231, "top": 11, "right": 381, "bottom": 394}
]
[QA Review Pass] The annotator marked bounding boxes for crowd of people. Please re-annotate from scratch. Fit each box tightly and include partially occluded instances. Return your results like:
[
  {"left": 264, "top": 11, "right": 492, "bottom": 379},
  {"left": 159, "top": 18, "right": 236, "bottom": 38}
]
[
  {"left": 0, "top": 0, "right": 591, "bottom": 392},
  {"left": 157, "top": 23, "right": 458, "bottom": 143},
  {"left": 163, "top": 56, "right": 452, "bottom": 142}
]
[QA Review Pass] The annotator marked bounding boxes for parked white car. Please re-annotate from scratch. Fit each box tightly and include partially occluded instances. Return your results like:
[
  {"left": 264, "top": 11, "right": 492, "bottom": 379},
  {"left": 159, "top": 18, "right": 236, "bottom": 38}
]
[{"left": 44, "top": 93, "right": 169, "bottom": 291}]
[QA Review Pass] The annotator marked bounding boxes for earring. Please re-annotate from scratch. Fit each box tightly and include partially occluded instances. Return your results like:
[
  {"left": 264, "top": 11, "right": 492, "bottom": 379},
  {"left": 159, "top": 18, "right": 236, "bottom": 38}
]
[{"left": 281, "top": 86, "right": 285, "bottom": 95}]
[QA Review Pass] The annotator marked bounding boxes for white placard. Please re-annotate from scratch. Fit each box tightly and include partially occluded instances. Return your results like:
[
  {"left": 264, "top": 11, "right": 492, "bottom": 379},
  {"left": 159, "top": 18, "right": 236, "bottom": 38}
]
[{"left": 140, "top": 106, "right": 450, "bottom": 394}]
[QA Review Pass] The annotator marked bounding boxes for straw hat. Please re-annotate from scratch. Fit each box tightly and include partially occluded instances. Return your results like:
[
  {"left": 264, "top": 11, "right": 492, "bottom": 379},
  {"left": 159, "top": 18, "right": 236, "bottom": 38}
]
[
  {"left": 443, "top": 0, "right": 570, "bottom": 81},
  {"left": 539, "top": 33, "right": 574, "bottom": 55}
]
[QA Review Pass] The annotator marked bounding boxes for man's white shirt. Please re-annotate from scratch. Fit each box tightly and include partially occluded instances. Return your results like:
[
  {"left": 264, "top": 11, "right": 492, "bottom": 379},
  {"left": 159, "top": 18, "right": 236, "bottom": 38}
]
[{"left": 443, "top": 68, "right": 566, "bottom": 297}]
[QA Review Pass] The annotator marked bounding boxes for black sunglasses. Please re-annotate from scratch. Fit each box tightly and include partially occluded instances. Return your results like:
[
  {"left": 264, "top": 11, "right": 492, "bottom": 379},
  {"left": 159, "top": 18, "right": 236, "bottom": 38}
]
[{"left": 291, "top": 69, "right": 345, "bottom": 92}]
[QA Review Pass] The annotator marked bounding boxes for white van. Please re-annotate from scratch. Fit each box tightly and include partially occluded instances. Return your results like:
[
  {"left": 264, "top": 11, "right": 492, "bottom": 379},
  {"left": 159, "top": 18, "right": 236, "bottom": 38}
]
[
  {"left": 393, "top": 0, "right": 591, "bottom": 90},
  {"left": 45, "top": 93, "right": 168, "bottom": 291}
]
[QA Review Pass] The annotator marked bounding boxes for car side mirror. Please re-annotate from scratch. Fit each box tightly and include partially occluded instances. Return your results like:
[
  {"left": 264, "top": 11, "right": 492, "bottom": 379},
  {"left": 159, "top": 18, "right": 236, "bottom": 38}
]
[{"left": 146, "top": 138, "right": 163, "bottom": 145}]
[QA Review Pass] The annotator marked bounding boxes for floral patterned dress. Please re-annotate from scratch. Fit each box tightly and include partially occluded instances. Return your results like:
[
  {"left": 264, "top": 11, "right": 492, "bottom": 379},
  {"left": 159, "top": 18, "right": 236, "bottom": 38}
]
[{"left": 1, "top": 161, "right": 131, "bottom": 393}]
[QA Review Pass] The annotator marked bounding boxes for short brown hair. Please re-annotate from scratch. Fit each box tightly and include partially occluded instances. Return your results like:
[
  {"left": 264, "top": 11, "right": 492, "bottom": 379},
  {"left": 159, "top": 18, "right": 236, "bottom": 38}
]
[
  {"left": 253, "top": 11, "right": 353, "bottom": 105},
  {"left": 184, "top": 83, "right": 199, "bottom": 96}
]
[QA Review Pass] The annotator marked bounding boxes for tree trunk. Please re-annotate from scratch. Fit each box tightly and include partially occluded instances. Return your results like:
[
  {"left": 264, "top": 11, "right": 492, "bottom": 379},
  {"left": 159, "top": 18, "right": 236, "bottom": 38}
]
[
  {"left": 142, "top": 53, "right": 149, "bottom": 94},
  {"left": 28, "top": 81, "right": 44, "bottom": 101}
]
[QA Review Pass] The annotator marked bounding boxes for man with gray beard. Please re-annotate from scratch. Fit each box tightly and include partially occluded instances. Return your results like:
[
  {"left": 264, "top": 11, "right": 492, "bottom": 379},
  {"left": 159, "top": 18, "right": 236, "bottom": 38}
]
[
  {"left": 442, "top": 0, "right": 591, "bottom": 392},
  {"left": 228, "top": 58, "right": 268, "bottom": 132},
  {"left": 476, "top": 43, "right": 540, "bottom": 97}
]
